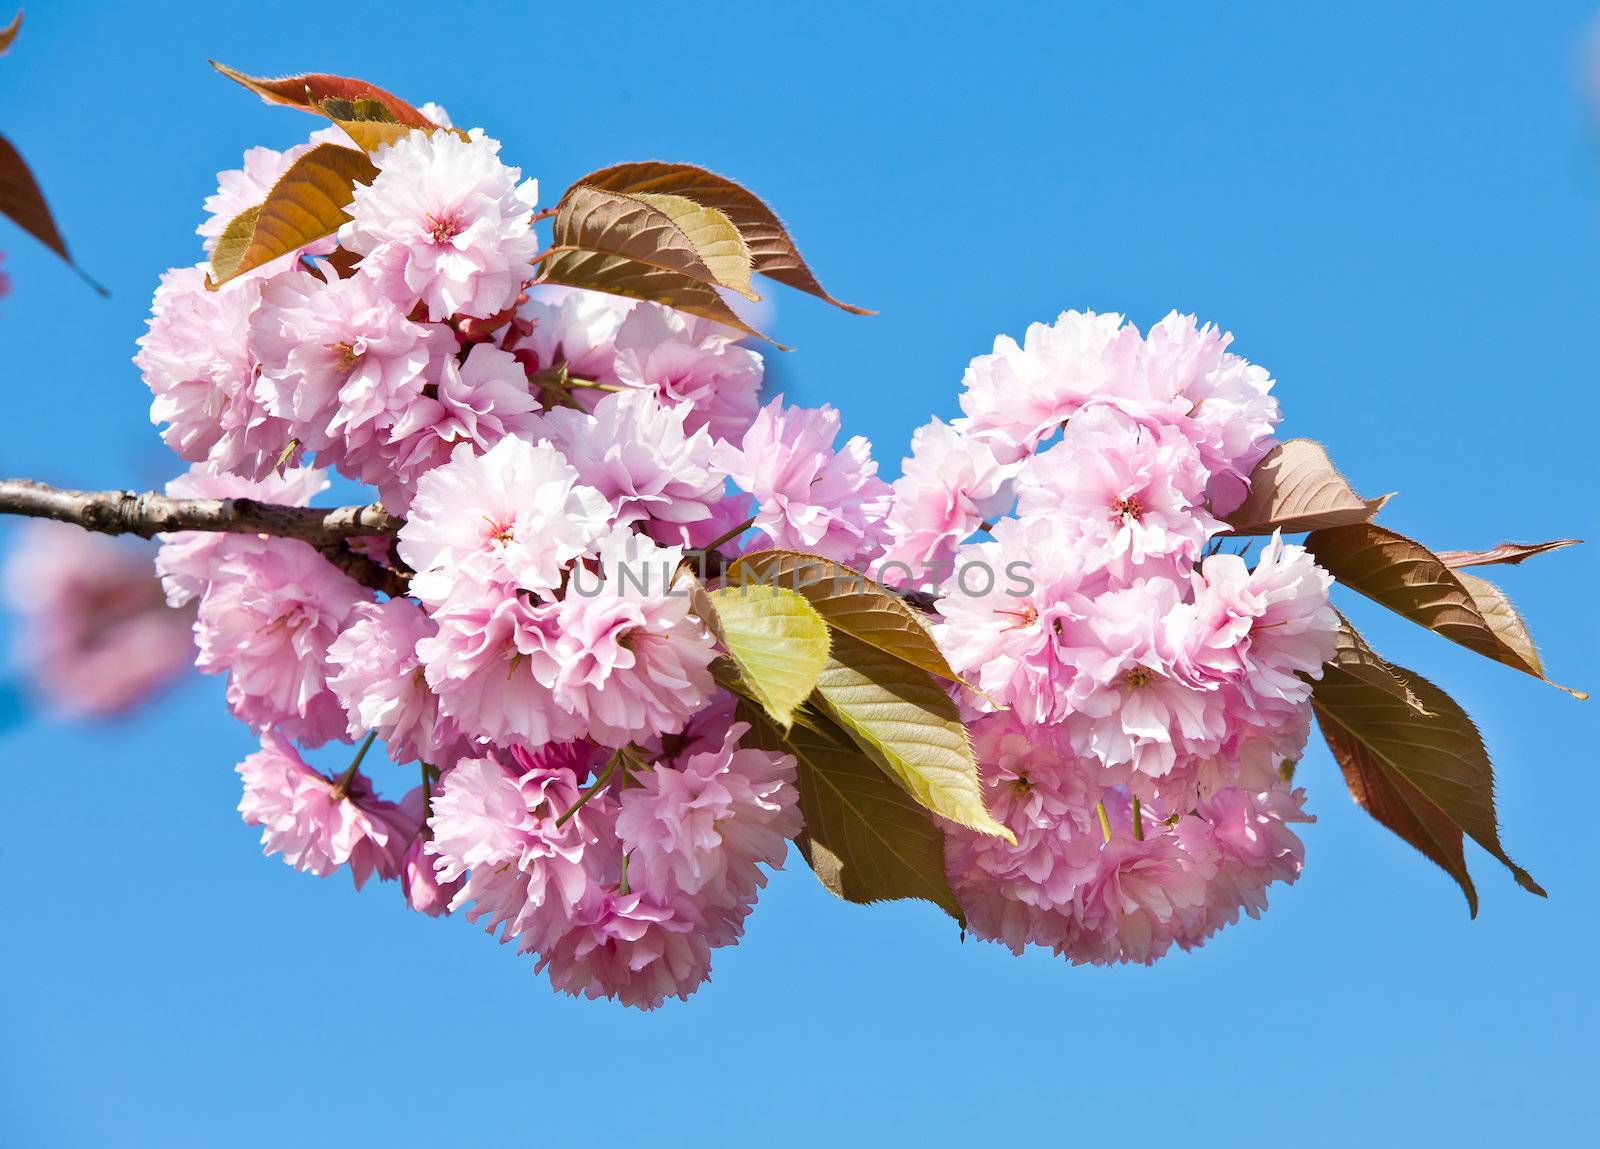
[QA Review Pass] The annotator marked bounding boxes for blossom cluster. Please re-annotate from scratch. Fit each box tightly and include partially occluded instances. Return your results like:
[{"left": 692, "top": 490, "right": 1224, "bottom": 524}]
[
  {"left": 135, "top": 117, "right": 877, "bottom": 1007},
  {"left": 909, "top": 311, "right": 1339, "bottom": 963},
  {"left": 124, "top": 107, "right": 1339, "bottom": 1004}
]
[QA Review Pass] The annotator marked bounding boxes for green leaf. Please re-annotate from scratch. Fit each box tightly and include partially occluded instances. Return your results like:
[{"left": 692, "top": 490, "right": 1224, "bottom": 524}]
[
  {"left": 1225, "top": 438, "right": 1391, "bottom": 535},
  {"left": 572, "top": 160, "right": 872, "bottom": 313},
  {"left": 1306, "top": 521, "right": 1582, "bottom": 697},
  {"left": 739, "top": 701, "right": 963, "bottom": 920},
  {"left": 811, "top": 630, "right": 1012, "bottom": 843},
  {"left": 1312, "top": 619, "right": 1545, "bottom": 916},
  {"left": 693, "top": 584, "right": 830, "bottom": 730},
  {"left": 0, "top": 133, "right": 105, "bottom": 294},
  {"left": 728, "top": 549, "right": 967, "bottom": 687},
  {"left": 211, "top": 61, "right": 436, "bottom": 127},
  {"left": 207, "top": 143, "right": 378, "bottom": 288}
]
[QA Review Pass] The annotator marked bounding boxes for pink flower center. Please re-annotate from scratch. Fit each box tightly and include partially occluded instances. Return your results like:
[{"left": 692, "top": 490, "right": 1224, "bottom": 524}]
[
  {"left": 1113, "top": 494, "right": 1145, "bottom": 521},
  {"left": 330, "top": 341, "right": 363, "bottom": 373},
  {"left": 483, "top": 515, "right": 516, "bottom": 545},
  {"left": 1124, "top": 666, "right": 1153, "bottom": 689},
  {"left": 994, "top": 604, "right": 1038, "bottom": 631},
  {"left": 425, "top": 212, "right": 464, "bottom": 245}
]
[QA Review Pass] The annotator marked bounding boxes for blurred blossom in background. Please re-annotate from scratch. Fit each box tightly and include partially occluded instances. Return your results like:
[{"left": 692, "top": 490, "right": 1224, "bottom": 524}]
[{"left": 2, "top": 522, "right": 193, "bottom": 719}]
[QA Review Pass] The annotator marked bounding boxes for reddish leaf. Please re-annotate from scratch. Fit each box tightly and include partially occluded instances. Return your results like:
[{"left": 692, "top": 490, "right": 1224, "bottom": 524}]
[
  {"left": 1306, "top": 521, "right": 1581, "bottom": 696},
  {"left": 1312, "top": 620, "right": 1545, "bottom": 916},
  {"left": 208, "top": 143, "right": 378, "bottom": 288},
  {"left": 1225, "top": 439, "right": 1391, "bottom": 534},
  {"left": 1436, "top": 539, "right": 1581, "bottom": 569},
  {"left": 1, "top": 10, "right": 21, "bottom": 55},
  {"left": 211, "top": 61, "right": 434, "bottom": 129},
  {"left": 573, "top": 161, "right": 873, "bottom": 314},
  {"left": 0, "top": 132, "right": 105, "bottom": 294}
]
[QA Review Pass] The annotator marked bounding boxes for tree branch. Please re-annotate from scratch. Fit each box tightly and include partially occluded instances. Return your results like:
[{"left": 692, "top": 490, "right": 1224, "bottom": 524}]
[
  {"left": 0, "top": 479, "right": 401, "bottom": 542},
  {"left": 0, "top": 478, "right": 409, "bottom": 596}
]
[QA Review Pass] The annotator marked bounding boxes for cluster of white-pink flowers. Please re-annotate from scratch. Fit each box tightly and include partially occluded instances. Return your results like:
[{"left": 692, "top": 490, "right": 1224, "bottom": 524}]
[
  {"left": 126, "top": 110, "right": 1339, "bottom": 1005},
  {"left": 907, "top": 311, "right": 1339, "bottom": 963}
]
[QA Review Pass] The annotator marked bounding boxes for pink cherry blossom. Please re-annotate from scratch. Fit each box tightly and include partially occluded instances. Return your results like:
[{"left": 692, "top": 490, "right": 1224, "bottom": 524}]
[
  {"left": 882, "top": 417, "right": 1016, "bottom": 577},
  {"left": 136, "top": 265, "right": 300, "bottom": 480},
  {"left": 1017, "top": 406, "right": 1222, "bottom": 581},
  {"left": 237, "top": 731, "right": 419, "bottom": 889},
  {"left": 550, "top": 531, "right": 718, "bottom": 746},
  {"left": 341, "top": 131, "right": 538, "bottom": 321},
  {"left": 418, "top": 591, "right": 583, "bottom": 749},
  {"left": 194, "top": 543, "right": 367, "bottom": 747},
  {"left": 397, "top": 435, "right": 610, "bottom": 609},
  {"left": 611, "top": 303, "right": 765, "bottom": 442},
  {"left": 615, "top": 722, "right": 799, "bottom": 899},
  {"left": 532, "top": 389, "right": 725, "bottom": 533},
  {"left": 327, "top": 598, "right": 465, "bottom": 766},
  {"left": 251, "top": 266, "right": 451, "bottom": 453},
  {"left": 512, "top": 288, "right": 633, "bottom": 383},
  {"left": 719, "top": 397, "right": 892, "bottom": 566}
]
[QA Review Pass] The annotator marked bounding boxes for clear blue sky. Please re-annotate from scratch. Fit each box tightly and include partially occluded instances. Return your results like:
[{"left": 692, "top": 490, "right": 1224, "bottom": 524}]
[{"left": 3, "top": 2, "right": 1597, "bottom": 1145}]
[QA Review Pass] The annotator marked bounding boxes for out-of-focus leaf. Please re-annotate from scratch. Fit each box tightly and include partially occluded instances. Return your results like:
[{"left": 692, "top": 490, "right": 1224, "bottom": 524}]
[
  {"left": 211, "top": 61, "right": 434, "bottom": 127},
  {"left": 811, "top": 631, "right": 1012, "bottom": 843},
  {"left": 1, "top": 10, "right": 21, "bottom": 55},
  {"left": 536, "top": 248, "right": 779, "bottom": 347},
  {"left": 208, "top": 143, "right": 377, "bottom": 288},
  {"left": 739, "top": 701, "right": 962, "bottom": 920},
  {"left": 1312, "top": 619, "right": 1545, "bottom": 915},
  {"left": 1225, "top": 439, "right": 1391, "bottom": 534},
  {"left": 0, "top": 133, "right": 106, "bottom": 294},
  {"left": 572, "top": 160, "right": 873, "bottom": 313},
  {"left": 1306, "top": 521, "right": 1581, "bottom": 696},
  {"left": 1436, "top": 539, "right": 1581, "bottom": 569},
  {"left": 693, "top": 584, "right": 829, "bottom": 730},
  {"left": 728, "top": 549, "right": 967, "bottom": 687}
]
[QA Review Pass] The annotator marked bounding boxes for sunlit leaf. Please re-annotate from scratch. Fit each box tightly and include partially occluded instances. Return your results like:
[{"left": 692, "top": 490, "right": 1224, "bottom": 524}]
[
  {"left": 812, "top": 631, "right": 1012, "bottom": 842},
  {"left": 1312, "top": 619, "right": 1545, "bottom": 915},
  {"left": 1225, "top": 439, "right": 1391, "bottom": 535},
  {"left": 1436, "top": 539, "right": 1581, "bottom": 569},
  {"left": 1306, "top": 521, "right": 1581, "bottom": 696},
  {"left": 739, "top": 700, "right": 962, "bottom": 920},
  {"left": 211, "top": 61, "right": 434, "bottom": 127},
  {"left": 207, "top": 143, "right": 377, "bottom": 288},
  {"left": 622, "top": 192, "right": 755, "bottom": 300},
  {"left": 728, "top": 549, "right": 966, "bottom": 687},
  {"left": 572, "top": 160, "right": 872, "bottom": 313},
  {"left": 0, "top": 132, "right": 105, "bottom": 294},
  {"left": 693, "top": 584, "right": 830, "bottom": 729},
  {"left": 317, "top": 97, "right": 420, "bottom": 153},
  {"left": 550, "top": 186, "right": 754, "bottom": 296}
]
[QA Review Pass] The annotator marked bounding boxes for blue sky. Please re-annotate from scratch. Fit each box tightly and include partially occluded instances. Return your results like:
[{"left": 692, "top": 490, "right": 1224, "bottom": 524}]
[{"left": 2, "top": 2, "right": 1597, "bottom": 1145}]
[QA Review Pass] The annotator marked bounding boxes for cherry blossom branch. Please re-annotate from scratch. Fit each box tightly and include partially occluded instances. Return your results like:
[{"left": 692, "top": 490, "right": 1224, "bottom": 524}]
[
  {"left": 0, "top": 479, "right": 401, "bottom": 542},
  {"left": 0, "top": 478, "right": 409, "bottom": 596}
]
